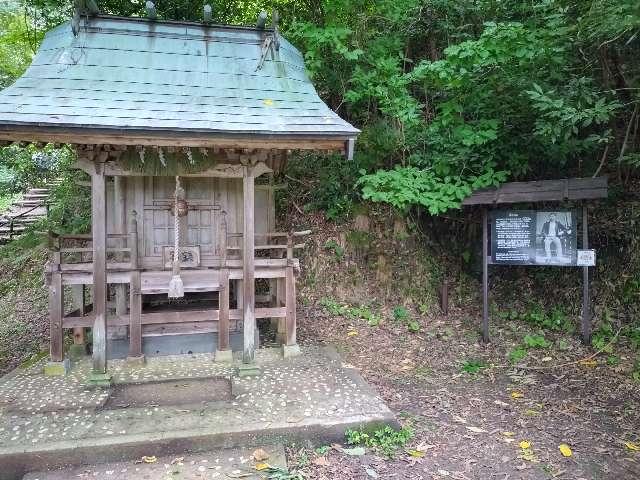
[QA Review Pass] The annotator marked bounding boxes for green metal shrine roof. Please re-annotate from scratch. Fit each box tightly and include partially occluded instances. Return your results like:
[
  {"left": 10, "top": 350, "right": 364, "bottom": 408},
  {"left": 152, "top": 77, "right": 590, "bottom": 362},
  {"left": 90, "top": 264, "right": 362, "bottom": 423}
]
[{"left": 0, "top": 15, "right": 359, "bottom": 148}]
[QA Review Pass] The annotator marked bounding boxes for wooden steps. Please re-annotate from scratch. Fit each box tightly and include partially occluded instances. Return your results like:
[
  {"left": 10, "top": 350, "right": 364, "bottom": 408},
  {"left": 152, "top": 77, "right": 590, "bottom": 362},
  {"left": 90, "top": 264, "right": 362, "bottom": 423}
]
[{"left": 0, "top": 182, "right": 55, "bottom": 242}]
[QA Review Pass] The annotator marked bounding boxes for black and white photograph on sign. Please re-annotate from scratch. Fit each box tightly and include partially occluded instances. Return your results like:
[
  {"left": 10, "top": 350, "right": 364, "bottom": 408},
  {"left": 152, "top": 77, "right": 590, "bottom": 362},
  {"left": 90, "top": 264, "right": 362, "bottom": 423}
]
[{"left": 535, "top": 211, "right": 576, "bottom": 264}]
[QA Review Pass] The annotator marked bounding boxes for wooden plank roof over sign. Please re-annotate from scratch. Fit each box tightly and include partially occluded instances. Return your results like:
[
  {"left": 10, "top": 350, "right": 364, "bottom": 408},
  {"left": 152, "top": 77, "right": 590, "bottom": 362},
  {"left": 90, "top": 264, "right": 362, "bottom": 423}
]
[
  {"left": 462, "top": 177, "right": 608, "bottom": 205},
  {"left": 0, "top": 12, "right": 359, "bottom": 153}
]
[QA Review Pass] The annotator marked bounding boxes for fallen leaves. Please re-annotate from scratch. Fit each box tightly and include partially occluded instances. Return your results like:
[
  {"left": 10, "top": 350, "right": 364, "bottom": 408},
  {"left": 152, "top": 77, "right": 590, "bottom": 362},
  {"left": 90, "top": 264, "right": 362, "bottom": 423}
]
[
  {"left": 137, "top": 455, "right": 157, "bottom": 464},
  {"left": 312, "top": 456, "right": 330, "bottom": 466},
  {"left": 559, "top": 443, "right": 573, "bottom": 457},
  {"left": 406, "top": 449, "right": 426, "bottom": 458},
  {"left": 624, "top": 441, "right": 640, "bottom": 452},
  {"left": 465, "top": 426, "right": 487, "bottom": 434},
  {"left": 518, "top": 440, "right": 537, "bottom": 462},
  {"left": 511, "top": 391, "right": 524, "bottom": 399},
  {"left": 347, "top": 330, "right": 359, "bottom": 337},
  {"left": 252, "top": 448, "right": 269, "bottom": 462},
  {"left": 579, "top": 359, "right": 598, "bottom": 368},
  {"left": 255, "top": 463, "right": 270, "bottom": 471}
]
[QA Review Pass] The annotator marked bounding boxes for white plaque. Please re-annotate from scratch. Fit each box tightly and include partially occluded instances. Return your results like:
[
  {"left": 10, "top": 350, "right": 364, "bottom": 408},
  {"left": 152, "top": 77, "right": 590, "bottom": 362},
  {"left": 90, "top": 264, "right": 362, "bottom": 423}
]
[{"left": 576, "top": 249, "right": 595, "bottom": 266}]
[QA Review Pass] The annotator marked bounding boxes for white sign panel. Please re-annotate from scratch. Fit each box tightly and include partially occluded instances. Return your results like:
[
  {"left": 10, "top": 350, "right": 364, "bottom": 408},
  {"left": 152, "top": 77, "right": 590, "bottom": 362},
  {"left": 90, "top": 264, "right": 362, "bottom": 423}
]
[{"left": 576, "top": 249, "right": 596, "bottom": 267}]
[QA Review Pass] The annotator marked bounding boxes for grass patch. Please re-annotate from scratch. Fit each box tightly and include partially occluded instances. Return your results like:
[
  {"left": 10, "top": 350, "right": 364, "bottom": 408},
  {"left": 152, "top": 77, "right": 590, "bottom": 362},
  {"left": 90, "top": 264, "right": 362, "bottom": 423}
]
[{"left": 345, "top": 425, "right": 414, "bottom": 458}]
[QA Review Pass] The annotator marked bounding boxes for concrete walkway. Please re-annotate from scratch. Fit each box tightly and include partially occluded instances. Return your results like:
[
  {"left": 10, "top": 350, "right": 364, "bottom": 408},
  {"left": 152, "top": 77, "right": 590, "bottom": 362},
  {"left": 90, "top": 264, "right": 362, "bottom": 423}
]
[
  {"left": 24, "top": 445, "right": 287, "bottom": 480},
  {"left": 0, "top": 346, "right": 395, "bottom": 480}
]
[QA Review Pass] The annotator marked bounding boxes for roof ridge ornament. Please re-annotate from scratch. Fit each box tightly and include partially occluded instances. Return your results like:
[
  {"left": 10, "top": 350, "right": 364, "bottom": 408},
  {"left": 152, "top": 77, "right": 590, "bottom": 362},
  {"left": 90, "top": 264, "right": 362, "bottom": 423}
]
[
  {"left": 203, "top": 4, "right": 213, "bottom": 23},
  {"left": 71, "top": 0, "right": 100, "bottom": 36},
  {"left": 146, "top": 1, "right": 157, "bottom": 20},
  {"left": 255, "top": 10, "right": 280, "bottom": 71},
  {"left": 256, "top": 11, "right": 267, "bottom": 29}
]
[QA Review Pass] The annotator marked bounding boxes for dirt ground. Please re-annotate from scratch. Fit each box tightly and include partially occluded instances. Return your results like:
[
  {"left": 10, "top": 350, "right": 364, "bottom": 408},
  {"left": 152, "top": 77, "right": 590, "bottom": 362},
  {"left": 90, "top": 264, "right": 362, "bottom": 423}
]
[{"left": 288, "top": 303, "right": 640, "bottom": 480}]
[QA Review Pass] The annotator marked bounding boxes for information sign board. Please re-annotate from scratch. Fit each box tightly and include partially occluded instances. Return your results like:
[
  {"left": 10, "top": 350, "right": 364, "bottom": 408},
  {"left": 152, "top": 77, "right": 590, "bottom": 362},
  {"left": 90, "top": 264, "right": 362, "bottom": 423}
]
[{"left": 490, "top": 210, "right": 577, "bottom": 266}]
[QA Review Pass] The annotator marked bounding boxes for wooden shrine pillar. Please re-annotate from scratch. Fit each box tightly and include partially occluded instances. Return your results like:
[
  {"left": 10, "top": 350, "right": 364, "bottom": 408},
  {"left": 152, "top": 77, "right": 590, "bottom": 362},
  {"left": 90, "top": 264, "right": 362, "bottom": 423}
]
[
  {"left": 90, "top": 163, "right": 110, "bottom": 383},
  {"left": 242, "top": 165, "right": 256, "bottom": 365},
  {"left": 128, "top": 212, "right": 143, "bottom": 361},
  {"left": 285, "top": 233, "right": 297, "bottom": 346},
  {"left": 48, "top": 233, "right": 63, "bottom": 362},
  {"left": 216, "top": 211, "right": 232, "bottom": 361},
  {"left": 114, "top": 176, "right": 127, "bottom": 318}
]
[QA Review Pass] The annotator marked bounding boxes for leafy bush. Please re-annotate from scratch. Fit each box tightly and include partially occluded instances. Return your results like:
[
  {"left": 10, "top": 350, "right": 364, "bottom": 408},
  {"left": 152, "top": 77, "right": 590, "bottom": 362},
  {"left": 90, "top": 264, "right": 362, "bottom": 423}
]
[
  {"left": 318, "top": 297, "right": 381, "bottom": 326},
  {"left": 499, "top": 305, "right": 573, "bottom": 332},
  {"left": 460, "top": 359, "right": 487, "bottom": 374},
  {"left": 523, "top": 334, "right": 551, "bottom": 349},
  {"left": 345, "top": 425, "right": 414, "bottom": 458},
  {"left": 508, "top": 347, "right": 528, "bottom": 364}
]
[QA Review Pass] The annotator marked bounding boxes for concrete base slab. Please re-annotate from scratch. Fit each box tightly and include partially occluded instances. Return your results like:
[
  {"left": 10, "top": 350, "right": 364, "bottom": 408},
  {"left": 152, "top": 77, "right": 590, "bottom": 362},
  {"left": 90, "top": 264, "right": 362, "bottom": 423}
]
[
  {"left": 0, "top": 346, "right": 396, "bottom": 480},
  {"left": 282, "top": 343, "right": 302, "bottom": 358},
  {"left": 43, "top": 360, "right": 70, "bottom": 377},
  {"left": 87, "top": 372, "right": 113, "bottom": 388},
  {"left": 23, "top": 444, "right": 287, "bottom": 480},
  {"left": 125, "top": 355, "right": 146, "bottom": 366},
  {"left": 215, "top": 349, "right": 233, "bottom": 363},
  {"left": 237, "top": 363, "right": 261, "bottom": 377}
]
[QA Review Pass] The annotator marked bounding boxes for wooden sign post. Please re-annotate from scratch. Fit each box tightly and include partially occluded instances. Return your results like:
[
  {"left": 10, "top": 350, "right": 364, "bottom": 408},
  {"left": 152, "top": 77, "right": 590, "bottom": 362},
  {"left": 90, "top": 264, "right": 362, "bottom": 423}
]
[{"left": 463, "top": 178, "right": 607, "bottom": 345}]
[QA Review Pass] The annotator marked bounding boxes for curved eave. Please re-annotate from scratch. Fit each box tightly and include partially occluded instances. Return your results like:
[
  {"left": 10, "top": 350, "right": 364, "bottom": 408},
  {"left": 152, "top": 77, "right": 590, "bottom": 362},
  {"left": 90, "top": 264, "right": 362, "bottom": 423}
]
[{"left": 0, "top": 122, "right": 357, "bottom": 151}]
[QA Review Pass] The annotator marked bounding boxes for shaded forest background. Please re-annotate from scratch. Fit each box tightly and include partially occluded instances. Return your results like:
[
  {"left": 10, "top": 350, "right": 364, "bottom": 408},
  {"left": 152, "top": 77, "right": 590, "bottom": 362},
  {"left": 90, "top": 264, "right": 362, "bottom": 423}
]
[{"left": 0, "top": 0, "right": 638, "bottom": 370}]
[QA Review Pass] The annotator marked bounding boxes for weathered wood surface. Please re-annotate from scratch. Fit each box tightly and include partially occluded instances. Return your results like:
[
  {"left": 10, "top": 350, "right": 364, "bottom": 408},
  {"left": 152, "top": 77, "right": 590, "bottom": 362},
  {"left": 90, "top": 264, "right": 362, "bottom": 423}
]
[
  {"left": 582, "top": 207, "right": 591, "bottom": 345},
  {"left": 242, "top": 165, "right": 256, "bottom": 363},
  {"left": 70, "top": 285, "right": 86, "bottom": 345},
  {"left": 129, "top": 270, "right": 142, "bottom": 357},
  {"left": 61, "top": 307, "right": 283, "bottom": 328},
  {"left": 482, "top": 208, "right": 489, "bottom": 343},
  {"left": 462, "top": 177, "right": 607, "bottom": 205},
  {"left": 114, "top": 176, "right": 128, "bottom": 317},
  {"left": 49, "top": 272, "right": 63, "bottom": 362},
  {"left": 91, "top": 168, "right": 108, "bottom": 373}
]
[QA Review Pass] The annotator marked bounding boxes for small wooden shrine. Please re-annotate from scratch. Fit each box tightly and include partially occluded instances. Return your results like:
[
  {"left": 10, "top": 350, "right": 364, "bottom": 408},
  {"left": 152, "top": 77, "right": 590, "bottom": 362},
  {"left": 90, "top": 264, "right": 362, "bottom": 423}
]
[{"left": 0, "top": 3, "right": 358, "bottom": 381}]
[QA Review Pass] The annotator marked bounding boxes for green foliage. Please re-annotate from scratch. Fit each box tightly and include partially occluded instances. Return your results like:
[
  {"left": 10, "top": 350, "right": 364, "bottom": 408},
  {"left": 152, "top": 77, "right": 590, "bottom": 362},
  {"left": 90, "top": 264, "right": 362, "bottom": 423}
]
[
  {"left": 392, "top": 306, "right": 409, "bottom": 322},
  {"left": 460, "top": 359, "right": 486, "bottom": 375},
  {"left": 318, "top": 297, "right": 381, "bottom": 326},
  {"left": 592, "top": 322, "right": 616, "bottom": 353},
  {"left": 323, "top": 239, "right": 345, "bottom": 260},
  {"left": 499, "top": 304, "right": 573, "bottom": 332},
  {"left": 392, "top": 305, "right": 420, "bottom": 332},
  {"left": 0, "top": 4, "right": 36, "bottom": 87},
  {"left": 508, "top": 346, "right": 528, "bottom": 364},
  {"left": 523, "top": 334, "right": 551, "bottom": 349},
  {"left": 345, "top": 425, "right": 414, "bottom": 458}
]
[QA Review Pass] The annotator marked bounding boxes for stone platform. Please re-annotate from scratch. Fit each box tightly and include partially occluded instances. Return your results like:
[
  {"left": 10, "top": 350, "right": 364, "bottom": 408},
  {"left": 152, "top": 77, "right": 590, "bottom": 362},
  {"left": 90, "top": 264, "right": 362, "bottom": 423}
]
[
  {"left": 0, "top": 346, "right": 396, "bottom": 480},
  {"left": 24, "top": 444, "right": 288, "bottom": 480}
]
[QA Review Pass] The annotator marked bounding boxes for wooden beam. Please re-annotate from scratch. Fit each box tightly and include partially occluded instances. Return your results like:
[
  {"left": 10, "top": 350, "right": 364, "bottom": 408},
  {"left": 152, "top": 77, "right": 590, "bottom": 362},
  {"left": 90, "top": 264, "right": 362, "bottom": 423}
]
[
  {"left": 62, "top": 307, "right": 283, "bottom": 328},
  {"left": 74, "top": 157, "right": 272, "bottom": 178},
  {"left": 242, "top": 165, "right": 256, "bottom": 364},
  {"left": 91, "top": 166, "right": 108, "bottom": 374},
  {"left": 462, "top": 177, "right": 608, "bottom": 205},
  {"left": 0, "top": 130, "right": 348, "bottom": 151}
]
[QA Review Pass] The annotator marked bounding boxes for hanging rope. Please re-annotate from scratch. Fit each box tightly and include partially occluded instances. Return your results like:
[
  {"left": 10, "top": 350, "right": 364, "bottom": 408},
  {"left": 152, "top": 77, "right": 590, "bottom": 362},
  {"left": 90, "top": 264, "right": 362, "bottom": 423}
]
[{"left": 168, "top": 175, "right": 184, "bottom": 298}]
